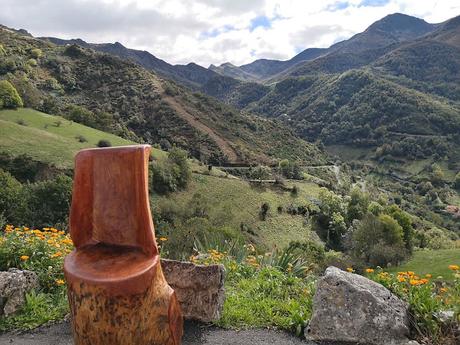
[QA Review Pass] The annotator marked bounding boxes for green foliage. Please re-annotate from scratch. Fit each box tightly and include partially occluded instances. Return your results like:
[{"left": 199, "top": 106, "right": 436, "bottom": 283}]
[
  {"left": 97, "top": 139, "right": 112, "bottom": 147},
  {"left": 278, "top": 159, "right": 302, "bottom": 179},
  {"left": 352, "top": 213, "right": 408, "bottom": 267},
  {"left": 151, "top": 147, "right": 191, "bottom": 194},
  {"left": 386, "top": 204, "right": 414, "bottom": 252},
  {"left": 218, "top": 267, "right": 314, "bottom": 335},
  {"left": 0, "top": 169, "right": 26, "bottom": 223},
  {"left": 313, "top": 188, "right": 347, "bottom": 250},
  {"left": 0, "top": 290, "right": 68, "bottom": 332},
  {"left": 24, "top": 175, "right": 72, "bottom": 228},
  {"left": 368, "top": 201, "right": 383, "bottom": 216},
  {"left": 0, "top": 43, "right": 5, "bottom": 56},
  {"left": 250, "top": 165, "right": 272, "bottom": 180},
  {"left": 347, "top": 187, "right": 369, "bottom": 222},
  {"left": 0, "top": 225, "right": 73, "bottom": 291},
  {"left": 0, "top": 80, "right": 23, "bottom": 109},
  {"left": 29, "top": 48, "right": 42, "bottom": 59}
]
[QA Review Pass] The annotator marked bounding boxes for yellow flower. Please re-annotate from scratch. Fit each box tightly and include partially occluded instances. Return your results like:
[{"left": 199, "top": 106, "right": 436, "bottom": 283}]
[
  {"left": 448, "top": 265, "right": 459, "bottom": 271},
  {"left": 346, "top": 267, "right": 354, "bottom": 273},
  {"left": 365, "top": 268, "right": 374, "bottom": 274},
  {"left": 159, "top": 237, "right": 168, "bottom": 242},
  {"left": 409, "top": 279, "right": 419, "bottom": 286},
  {"left": 55, "top": 279, "right": 65, "bottom": 286},
  {"left": 398, "top": 276, "right": 406, "bottom": 283},
  {"left": 440, "top": 287, "right": 448, "bottom": 293},
  {"left": 20, "top": 255, "right": 29, "bottom": 261},
  {"left": 51, "top": 251, "right": 62, "bottom": 258},
  {"left": 425, "top": 274, "right": 432, "bottom": 278}
]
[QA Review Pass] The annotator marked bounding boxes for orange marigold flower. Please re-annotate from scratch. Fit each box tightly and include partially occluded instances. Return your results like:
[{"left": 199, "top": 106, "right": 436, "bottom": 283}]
[
  {"left": 20, "top": 255, "right": 29, "bottom": 261},
  {"left": 365, "top": 268, "right": 374, "bottom": 274},
  {"left": 55, "top": 279, "right": 65, "bottom": 286},
  {"left": 448, "top": 265, "right": 459, "bottom": 271},
  {"left": 398, "top": 276, "right": 406, "bottom": 282}
]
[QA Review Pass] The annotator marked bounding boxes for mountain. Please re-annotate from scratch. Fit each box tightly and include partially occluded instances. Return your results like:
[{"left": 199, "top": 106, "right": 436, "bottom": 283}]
[
  {"left": 211, "top": 48, "right": 327, "bottom": 82},
  {"left": 209, "top": 13, "right": 436, "bottom": 82},
  {"left": 1, "top": 26, "right": 327, "bottom": 166},
  {"left": 42, "top": 37, "right": 220, "bottom": 90}
]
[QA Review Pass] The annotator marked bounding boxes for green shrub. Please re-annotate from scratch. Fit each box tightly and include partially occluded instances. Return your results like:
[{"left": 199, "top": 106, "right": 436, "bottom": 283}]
[
  {"left": 151, "top": 148, "right": 191, "bottom": 194},
  {"left": 352, "top": 213, "right": 408, "bottom": 267},
  {"left": 0, "top": 169, "right": 27, "bottom": 224},
  {"left": 0, "top": 80, "right": 23, "bottom": 109},
  {"left": 29, "top": 48, "right": 43, "bottom": 59},
  {"left": 0, "top": 44, "right": 5, "bottom": 56},
  {"left": 24, "top": 175, "right": 73, "bottom": 228},
  {"left": 97, "top": 139, "right": 112, "bottom": 147}
]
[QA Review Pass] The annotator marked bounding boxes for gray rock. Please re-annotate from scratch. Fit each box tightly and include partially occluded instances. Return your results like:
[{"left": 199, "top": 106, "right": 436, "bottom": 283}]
[
  {"left": 161, "top": 259, "right": 225, "bottom": 322},
  {"left": 0, "top": 268, "right": 39, "bottom": 316},
  {"left": 305, "top": 266, "right": 417, "bottom": 345}
]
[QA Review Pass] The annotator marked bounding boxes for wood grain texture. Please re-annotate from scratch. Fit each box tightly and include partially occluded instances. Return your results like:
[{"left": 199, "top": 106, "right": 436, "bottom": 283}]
[{"left": 64, "top": 145, "right": 183, "bottom": 345}]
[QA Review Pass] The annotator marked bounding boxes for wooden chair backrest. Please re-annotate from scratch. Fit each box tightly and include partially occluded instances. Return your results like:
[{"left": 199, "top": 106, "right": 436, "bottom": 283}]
[{"left": 69, "top": 145, "right": 158, "bottom": 256}]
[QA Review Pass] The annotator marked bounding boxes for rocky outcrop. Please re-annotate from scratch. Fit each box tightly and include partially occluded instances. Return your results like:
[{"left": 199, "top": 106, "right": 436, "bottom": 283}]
[
  {"left": 0, "top": 268, "right": 39, "bottom": 316},
  {"left": 305, "top": 266, "right": 417, "bottom": 345},
  {"left": 161, "top": 259, "right": 225, "bottom": 322}
]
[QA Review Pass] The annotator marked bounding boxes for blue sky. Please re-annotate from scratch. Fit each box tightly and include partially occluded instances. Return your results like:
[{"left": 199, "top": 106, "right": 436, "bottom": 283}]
[{"left": 0, "top": 0, "right": 458, "bottom": 66}]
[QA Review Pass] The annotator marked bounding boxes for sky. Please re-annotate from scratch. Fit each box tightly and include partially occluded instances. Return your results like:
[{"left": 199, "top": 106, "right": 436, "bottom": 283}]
[{"left": 0, "top": 0, "right": 459, "bottom": 67}]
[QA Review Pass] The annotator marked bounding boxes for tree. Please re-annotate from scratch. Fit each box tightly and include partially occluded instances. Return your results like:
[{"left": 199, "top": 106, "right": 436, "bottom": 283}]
[
  {"left": 0, "top": 80, "right": 23, "bottom": 109},
  {"left": 386, "top": 204, "right": 414, "bottom": 252},
  {"left": 151, "top": 147, "right": 191, "bottom": 194},
  {"left": 352, "top": 213, "right": 407, "bottom": 267},
  {"left": 347, "top": 187, "right": 369, "bottom": 222},
  {"left": 314, "top": 188, "right": 347, "bottom": 250}
]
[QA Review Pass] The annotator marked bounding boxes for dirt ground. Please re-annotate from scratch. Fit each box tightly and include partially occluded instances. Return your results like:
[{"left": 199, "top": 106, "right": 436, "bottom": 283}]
[{"left": 0, "top": 321, "right": 318, "bottom": 345}]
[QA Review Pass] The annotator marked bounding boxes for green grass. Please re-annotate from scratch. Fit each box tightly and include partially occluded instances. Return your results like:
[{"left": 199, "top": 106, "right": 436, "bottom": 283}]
[
  {"left": 388, "top": 249, "right": 460, "bottom": 281},
  {"left": 0, "top": 108, "right": 166, "bottom": 168},
  {"left": 0, "top": 290, "right": 68, "bottom": 332},
  {"left": 153, "top": 174, "right": 323, "bottom": 249},
  {"left": 217, "top": 267, "right": 314, "bottom": 335}
]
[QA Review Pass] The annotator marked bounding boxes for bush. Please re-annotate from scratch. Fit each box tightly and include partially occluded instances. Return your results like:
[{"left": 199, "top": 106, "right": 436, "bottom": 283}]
[
  {"left": 0, "top": 169, "right": 27, "bottom": 224},
  {"left": 151, "top": 147, "right": 191, "bottom": 194},
  {"left": 97, "top": 139, "right": 112, "bottom": 147},
  {"left": 29, "top": 48, "right": 43, "bottom": 59},
  {"left": 278, "top": 159, "right": 302, "bottom": 179},
  {"left": 260, "top": 202, "right": 270, "bottom": 220},
  {"left": 352, "top": 213, "right": 408, "bottom": 267},
  {"left": 24, "top": 175, "right": 72, "bottom": 228},
  {"left": 0, "top": 80, "right": 23, "bottom": 109}
]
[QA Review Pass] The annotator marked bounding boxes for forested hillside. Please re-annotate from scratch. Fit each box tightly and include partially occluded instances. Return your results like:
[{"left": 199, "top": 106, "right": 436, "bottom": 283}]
[{"left": 0, "top": 26, "right": 326, "bottom": 165}]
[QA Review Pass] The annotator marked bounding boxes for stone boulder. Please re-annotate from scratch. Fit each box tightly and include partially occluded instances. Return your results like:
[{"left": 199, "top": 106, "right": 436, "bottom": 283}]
[
  {"left": 0, "top": 268, "right": 39, "bottom": 316},
  {"left": 305, "top": 266, "right": 417, "bottom": 345},
  {"left": 161, "top": 259, "right": 225, "bottom": 322}
]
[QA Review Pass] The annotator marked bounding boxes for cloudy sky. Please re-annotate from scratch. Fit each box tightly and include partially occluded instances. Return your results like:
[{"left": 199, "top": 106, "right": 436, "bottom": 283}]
[{"left": 1, "top": 0, "right": 459, "bottom": 67}]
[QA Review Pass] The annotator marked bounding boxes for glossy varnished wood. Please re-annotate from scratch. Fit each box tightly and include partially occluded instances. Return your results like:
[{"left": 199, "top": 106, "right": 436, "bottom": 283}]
[{"left": 64, "top": 145, "right": 183, "bottom": 345}]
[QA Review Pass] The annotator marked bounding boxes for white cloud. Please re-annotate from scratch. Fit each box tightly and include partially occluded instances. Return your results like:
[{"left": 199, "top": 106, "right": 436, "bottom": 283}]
[{"left": 0, "top": 0, "right": 458, "bottom": 66}]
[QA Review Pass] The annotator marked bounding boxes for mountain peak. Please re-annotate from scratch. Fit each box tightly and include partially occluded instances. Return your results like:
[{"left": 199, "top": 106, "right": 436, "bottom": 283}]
[{"left": 367, "top": 12, "right": 433, "bottom": 34}]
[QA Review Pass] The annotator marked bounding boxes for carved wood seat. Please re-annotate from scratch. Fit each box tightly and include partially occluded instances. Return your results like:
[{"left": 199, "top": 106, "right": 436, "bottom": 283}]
[{"left": 64, "top": 145, "right": 182, "bottom": 345}]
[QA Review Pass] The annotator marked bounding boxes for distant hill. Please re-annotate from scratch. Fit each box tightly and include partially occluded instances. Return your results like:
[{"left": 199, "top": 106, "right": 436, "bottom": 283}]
[
  {"left": 42, "top": 37, "right": 220, "bottom": 90},
  {"left": 1, "top": 27, "right": 327, "bottom": 165}
]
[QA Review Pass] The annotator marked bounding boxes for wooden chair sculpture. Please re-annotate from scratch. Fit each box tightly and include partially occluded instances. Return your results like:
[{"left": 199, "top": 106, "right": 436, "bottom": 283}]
[{"left": 64, "top": 145, "right": 183, "bottom": 345}]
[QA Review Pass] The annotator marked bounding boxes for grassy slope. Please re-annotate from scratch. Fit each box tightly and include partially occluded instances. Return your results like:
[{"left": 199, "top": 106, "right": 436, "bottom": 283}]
[
  {"left": 0, "top": 108, "right": 323, "bottom": 248},
  {"left": 152, "top": 174, "right": 323, "bottom": 249},
  {"left": 0, "top": 108, "right": 166, "bottom": 168},
  {"left": 388, "top": 249, "right": 460, "bottom": 281}
]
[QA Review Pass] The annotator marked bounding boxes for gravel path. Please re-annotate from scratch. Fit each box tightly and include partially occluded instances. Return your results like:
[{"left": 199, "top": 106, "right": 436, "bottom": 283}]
[{"left": 0, "top": 321, "right": 317, "bottom": 345}]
